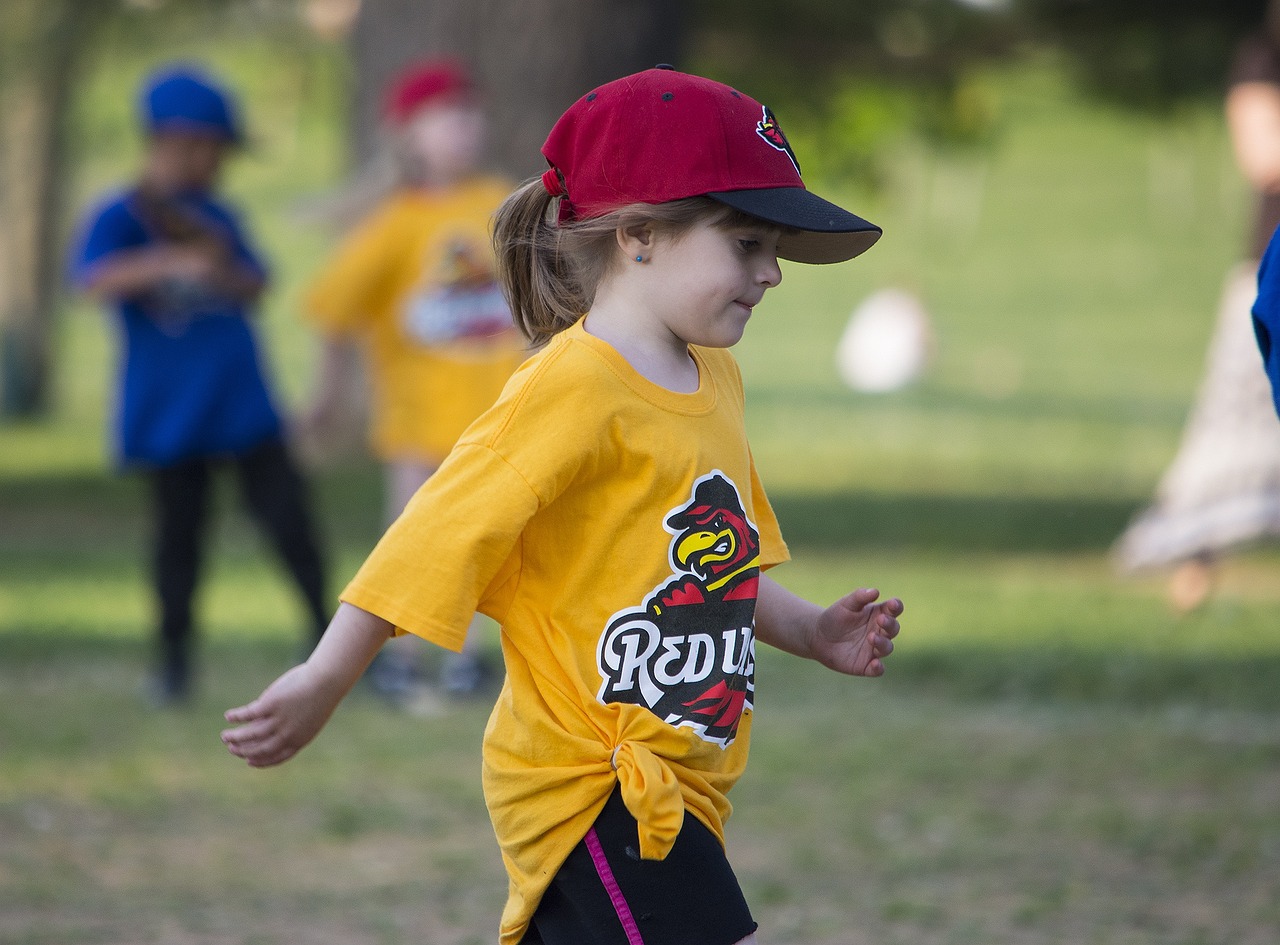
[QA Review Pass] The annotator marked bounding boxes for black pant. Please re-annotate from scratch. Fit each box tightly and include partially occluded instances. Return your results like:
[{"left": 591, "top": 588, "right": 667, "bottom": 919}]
[{"left": 150, "top": 437, "right": 329, "bottom": 679}]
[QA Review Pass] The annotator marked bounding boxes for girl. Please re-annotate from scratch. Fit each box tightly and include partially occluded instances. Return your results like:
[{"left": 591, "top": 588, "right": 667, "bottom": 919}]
[
  {"left": 223, "top": 67, "right": 903, "bottom": 945},
  {"left": 302, "top": 59, "right": 527, "bottom": 700}
]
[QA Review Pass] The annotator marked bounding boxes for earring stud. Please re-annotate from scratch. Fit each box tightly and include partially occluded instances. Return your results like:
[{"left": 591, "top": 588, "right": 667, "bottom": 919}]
[{"left": 635, "top": 255, "right": 644, "bottom": 263}]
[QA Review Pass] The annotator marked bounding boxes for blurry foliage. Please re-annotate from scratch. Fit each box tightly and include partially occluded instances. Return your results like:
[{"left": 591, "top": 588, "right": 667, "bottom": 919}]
[
  {"left": 1018, "top": 0, "right": 1270, "bottom": 110},
  {"left": 71, "top": 0, "right": 315, "bottom": 76},
  {"left": 65, "top": 1, "right": 335, "bottom": 163},
  {"left": 15, "top": 0, "right": 1280, "bottom": 195},
  {"left": 692, "top": 0, "right": 1019, "bottom": 90},
  {"left": 0, "top": 3, "right": 77, "bottom": 81},
  {"left": 694, "top": 0, "right": 1274, "bottom": 113},
  {"left": 690, "top": 0, "right": 1276, "bottom": 190},
  {"left": 690, "top": 0, "right": 1015, "bottom": 191}
]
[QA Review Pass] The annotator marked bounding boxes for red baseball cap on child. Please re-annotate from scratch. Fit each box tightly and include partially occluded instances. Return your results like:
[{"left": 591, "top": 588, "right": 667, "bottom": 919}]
[
  {"left": 384, "top": 58, "right": 474, "bottom": 125},
  {"left": 540, "top": 66, "right": 881, "bottom": 264}
]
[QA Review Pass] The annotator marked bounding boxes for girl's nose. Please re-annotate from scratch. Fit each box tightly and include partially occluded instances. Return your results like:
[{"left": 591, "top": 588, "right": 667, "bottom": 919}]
[{"left": 759, "top": 254, "right": 782, "bottom": 288}]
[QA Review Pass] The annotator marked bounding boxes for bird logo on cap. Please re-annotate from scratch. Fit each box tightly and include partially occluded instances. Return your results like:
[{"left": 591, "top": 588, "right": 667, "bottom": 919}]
[{"left": 755, "top": 105, "right": 800, "bottom": 176}]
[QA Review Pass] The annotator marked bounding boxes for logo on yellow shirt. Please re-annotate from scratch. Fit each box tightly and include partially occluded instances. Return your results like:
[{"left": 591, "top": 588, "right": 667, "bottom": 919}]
[
  {"left": 402, "top": 238, "right": 515, "bottom": 345},
  {"left": 596, "top": 471, "right": 761, "bottom": 747}
]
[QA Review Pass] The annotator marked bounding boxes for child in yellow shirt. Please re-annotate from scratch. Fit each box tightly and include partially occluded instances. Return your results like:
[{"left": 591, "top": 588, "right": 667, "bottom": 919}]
[
  {"left": 226, "top": 66, "right": 902, "bottom": 945},
  {"left": 303, "top": 59, "right": 526, "bottom": 699}
]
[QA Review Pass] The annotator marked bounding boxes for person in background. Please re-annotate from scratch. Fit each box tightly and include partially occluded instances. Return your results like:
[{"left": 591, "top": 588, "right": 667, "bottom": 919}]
[
  {"left": 301, "top": 58, "right": 526, "bottom": 703},
  {"left": 71, "top": 64, "right": 330, "bottom": 706},
  {"left": 1114, "top": 6, "right": 1280, "bottom": 610}
]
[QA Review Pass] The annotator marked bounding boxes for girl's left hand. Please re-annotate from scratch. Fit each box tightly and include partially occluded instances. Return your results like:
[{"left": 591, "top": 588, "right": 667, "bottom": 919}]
[{"left": 810, "top": 588, "right": 902, "bottom": 677}]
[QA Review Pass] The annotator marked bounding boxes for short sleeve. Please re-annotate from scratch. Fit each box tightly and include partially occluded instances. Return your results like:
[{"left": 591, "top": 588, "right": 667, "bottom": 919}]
[
  {"left": 69, "top": 198, "right": 145, "bottom": 288},
  {"left": 303, "top": 201, "right": 405, "bottom": 336},
  {"left": 340, "top": 442, "right": 541, "bottom": 650}
]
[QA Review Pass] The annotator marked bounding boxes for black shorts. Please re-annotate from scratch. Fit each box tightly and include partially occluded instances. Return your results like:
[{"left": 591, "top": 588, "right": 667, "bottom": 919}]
[{"left": 520, "top": 787, "right": 756, "bottom": 945}]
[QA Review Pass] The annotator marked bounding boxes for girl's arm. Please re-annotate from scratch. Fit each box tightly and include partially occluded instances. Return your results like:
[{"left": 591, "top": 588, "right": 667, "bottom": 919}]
[
  {"left": 221, "top": 602, "right": 394, "bottom": 767},
  {"left": 754, "top": 574, "right": 901, "bottom": 677},
  {"left": 300, "top": 338, "right": 360, "bottom": 438},
  {"left": 81, "top": 244, "right": 219, "bottom": 300}
]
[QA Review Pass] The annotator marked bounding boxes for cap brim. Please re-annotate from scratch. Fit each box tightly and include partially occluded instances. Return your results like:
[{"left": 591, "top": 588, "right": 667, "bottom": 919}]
[{"left": 706, "top": 187, "right": 881, "bottom": 264}]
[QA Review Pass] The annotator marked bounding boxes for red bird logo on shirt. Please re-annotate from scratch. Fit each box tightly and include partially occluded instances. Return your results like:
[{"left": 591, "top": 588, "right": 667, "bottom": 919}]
[
  {"left": 596, "top": 472, "right": 762, "bottom": 746},
  {"left": 657, "top": 476, "right": 761, "bottom": 611}
]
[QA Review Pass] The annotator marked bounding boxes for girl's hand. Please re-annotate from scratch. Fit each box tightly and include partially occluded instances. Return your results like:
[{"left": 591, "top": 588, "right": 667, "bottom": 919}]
[
  {"left": 221, "top": 603, "right": 391, "bottom": 768},
  {"left": 810, "top": 588, "right": 902, "bottom": 677},
  {"left": 221, "top": 663, "right": 340, "bottom": 767}
]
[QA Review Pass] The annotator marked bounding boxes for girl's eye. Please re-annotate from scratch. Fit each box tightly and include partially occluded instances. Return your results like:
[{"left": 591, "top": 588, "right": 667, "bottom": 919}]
[{"left": 738, "top": 239, "right": 759, "bottom": 251}]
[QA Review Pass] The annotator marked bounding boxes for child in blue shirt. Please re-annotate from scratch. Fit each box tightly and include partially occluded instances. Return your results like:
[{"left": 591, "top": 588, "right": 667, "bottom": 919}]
[{"left": 71, "top": 64, "right": 329, "bottom": 705}]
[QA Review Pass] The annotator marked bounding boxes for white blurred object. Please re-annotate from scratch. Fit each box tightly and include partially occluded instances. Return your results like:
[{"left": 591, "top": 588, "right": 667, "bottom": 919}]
[{"left": 835, "top": 288, "right": 933, "bottom": 392}]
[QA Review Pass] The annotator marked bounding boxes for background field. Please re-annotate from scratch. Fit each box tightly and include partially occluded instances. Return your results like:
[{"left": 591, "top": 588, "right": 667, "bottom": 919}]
[{"left": 2, "top": 39, "right": 1279, "bottom": 945}]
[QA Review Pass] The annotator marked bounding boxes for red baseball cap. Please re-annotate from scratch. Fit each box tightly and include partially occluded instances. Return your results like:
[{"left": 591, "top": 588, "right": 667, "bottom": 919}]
[
  {"left": 540, "top": 66, "right": 881, "bottom": 265},
  {"left": 384, "top": 58, "right": 474, "bottom": 125}
]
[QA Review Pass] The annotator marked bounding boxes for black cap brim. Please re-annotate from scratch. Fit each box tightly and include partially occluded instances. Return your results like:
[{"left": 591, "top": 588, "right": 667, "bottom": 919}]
[{"left": 706, "top": 187, "right": 881, "bottom": 264}]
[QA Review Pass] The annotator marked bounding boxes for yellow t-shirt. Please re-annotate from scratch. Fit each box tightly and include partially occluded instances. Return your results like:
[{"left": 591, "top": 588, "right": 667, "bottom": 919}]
[
  {"left": 304, "top": 177, "right": 528, "bottom": 463},
  {"left": 341, "top": 320, "right": 789, "bottom": 944}
]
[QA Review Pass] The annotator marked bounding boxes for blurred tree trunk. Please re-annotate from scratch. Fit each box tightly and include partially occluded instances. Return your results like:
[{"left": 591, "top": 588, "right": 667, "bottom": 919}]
[
  {"left": 0, "top": 0, "right": 99, "bottom": 417},
  {"left": 349, "top": 0, "right": 685, "bottom": 179}
]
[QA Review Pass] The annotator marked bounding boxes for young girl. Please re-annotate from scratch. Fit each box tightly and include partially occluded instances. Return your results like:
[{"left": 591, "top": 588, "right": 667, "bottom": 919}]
[
  {"left": 223, "top": 67, "right": 903, "bottom": 945},
  {"left": 303, "top": 59, "right": 527, "bottom": 699}
]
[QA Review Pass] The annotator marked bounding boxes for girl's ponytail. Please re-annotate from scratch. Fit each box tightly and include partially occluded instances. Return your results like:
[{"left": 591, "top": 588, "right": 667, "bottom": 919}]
[
  {"left": 493, "top": 179, "right": 754, "bottom": 347},
  {"left": 493, "top": 179, "right": 590, "bottom": 347}
]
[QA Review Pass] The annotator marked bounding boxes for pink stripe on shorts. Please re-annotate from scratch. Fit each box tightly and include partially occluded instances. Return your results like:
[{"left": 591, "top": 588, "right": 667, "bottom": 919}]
[{"left": 585, "top": 826, "right": 646, "bottom": 945}]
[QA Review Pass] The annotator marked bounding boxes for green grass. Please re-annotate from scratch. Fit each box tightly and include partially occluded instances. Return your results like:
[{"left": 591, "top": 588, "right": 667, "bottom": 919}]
[{"left": 3, "top": 41, "right": 1280, "bottom": 945}]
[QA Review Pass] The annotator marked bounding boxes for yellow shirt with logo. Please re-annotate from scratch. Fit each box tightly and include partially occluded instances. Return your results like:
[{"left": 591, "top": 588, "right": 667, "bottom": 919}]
[
  {"left": 304, "top": 177, "right": 527, "bottom": 463},
  {"left": 340, "top": 319, "right": 789, "bottom": 944}
]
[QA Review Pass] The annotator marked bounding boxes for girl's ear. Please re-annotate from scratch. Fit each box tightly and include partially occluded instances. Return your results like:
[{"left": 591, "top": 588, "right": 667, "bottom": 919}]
[{"left": 616, "top": 221, "right": 655, "bottom": 260}]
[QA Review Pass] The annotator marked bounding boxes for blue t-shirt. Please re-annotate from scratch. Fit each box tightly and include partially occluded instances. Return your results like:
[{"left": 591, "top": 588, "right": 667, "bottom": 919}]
[
  {"left": 1254, "top": 226, "right": 1280, "bottom": 420},
  {"left": 71, "top": 188, "right": 282, "bottom": 467}
]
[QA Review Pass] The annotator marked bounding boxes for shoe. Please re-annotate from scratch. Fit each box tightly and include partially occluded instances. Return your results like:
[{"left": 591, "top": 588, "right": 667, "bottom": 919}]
[
  {"left": 363, "top": 649, "right": 424, "bottom": 704},
  {"left": 143, "top": 659, "right": 192, "bottom": 709},
  {"left": 441, "top": 652, "right": 495, "bottom": 698}
]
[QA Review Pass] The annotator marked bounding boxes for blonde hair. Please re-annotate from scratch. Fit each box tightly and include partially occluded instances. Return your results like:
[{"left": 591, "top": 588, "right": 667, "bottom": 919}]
[{"left": 492, "top": 178, "right": 767, "bottom": 346}]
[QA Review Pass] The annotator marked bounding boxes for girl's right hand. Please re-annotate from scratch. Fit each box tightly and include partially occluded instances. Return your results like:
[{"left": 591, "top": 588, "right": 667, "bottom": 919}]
[{"left": 221, "top": 603, "right": 395, "bottom": 768}]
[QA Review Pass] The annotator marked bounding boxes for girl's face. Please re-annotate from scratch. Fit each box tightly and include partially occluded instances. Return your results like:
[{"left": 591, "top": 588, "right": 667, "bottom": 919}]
[
  {"left": 401, "top": 101, "right": 486, "bottom": 183},
  {"left": 644, "top": 218, "right": 784, "bottom": 349}
]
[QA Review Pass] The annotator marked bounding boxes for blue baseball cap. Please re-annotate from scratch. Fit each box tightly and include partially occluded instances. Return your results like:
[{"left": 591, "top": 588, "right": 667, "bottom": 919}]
[{"left": 140, "top": 65, "right": 243, "bottom": 144}]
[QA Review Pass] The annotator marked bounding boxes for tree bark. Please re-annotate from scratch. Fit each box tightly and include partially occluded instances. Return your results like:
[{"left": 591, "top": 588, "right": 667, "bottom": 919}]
[
  {"left": 348, "top": 0, "right": 685, "bottom": 180},
  {"left": 0, "top": 0, "right": 94, "bottom": 417}
]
